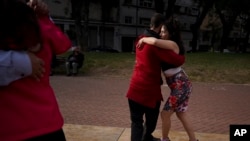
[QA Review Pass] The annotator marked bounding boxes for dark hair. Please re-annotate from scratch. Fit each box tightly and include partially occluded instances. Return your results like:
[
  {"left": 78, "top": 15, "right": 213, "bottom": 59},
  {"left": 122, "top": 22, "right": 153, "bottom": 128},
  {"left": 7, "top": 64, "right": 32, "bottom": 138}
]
[
  {"left": 0, "top": 0, "right": 41, "bottom": 50},
  {"left": 164, "top": 18, "right": 185, "bottom": 55},
  {"left": 150, "top": 13, "right": 166, "bottom": 28}
]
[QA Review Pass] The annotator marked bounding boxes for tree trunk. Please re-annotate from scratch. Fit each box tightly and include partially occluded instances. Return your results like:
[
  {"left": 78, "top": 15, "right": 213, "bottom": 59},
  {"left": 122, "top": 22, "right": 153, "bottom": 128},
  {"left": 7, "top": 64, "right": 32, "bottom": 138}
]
[
  {"left": 81, "top": 0, "right": 90, "bottom": 51},
  {"left": 217, "top": 9, "right": 239, "bottom": 53},
  {"left": 70, "top": 0, "right": 89, "bottom": 51},
  {"left": 165, "top": 0, "right": 176, "bottom": 20},
  {"left": 243, "top": 31, "right": 250, "bottom": 53},
  {"left": 243, "top": 17, "right": 250, "bottom": 53},
  {"left": 154, "top": 0, "right": 164, "bottom": 14}
]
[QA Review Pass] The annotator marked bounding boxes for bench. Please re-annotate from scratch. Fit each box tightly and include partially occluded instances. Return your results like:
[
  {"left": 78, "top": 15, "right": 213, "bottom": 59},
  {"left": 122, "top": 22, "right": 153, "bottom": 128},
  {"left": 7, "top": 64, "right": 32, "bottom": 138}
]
[
  {"left": 50, "top": 56, "right": 67, "bottom": 75},
  {"left": 55, "top": 56, "right": 66, "bottom": 67}
]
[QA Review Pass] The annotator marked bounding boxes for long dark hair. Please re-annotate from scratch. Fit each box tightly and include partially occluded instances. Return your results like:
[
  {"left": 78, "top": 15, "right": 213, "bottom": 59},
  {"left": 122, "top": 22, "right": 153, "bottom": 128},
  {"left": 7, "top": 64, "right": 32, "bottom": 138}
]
[
  {"left": 164, "top": 18, "right": 185, "bottom": 55},
  {"left": 0, "top": 0, "right": 41, "bottom": 50}
]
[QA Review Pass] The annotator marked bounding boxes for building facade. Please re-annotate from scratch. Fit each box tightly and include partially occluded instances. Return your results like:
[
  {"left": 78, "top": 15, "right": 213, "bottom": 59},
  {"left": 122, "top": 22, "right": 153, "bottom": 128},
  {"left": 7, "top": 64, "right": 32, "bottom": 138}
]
[{"left": 45, "top": 0, "right": 199, "bottom": 52}]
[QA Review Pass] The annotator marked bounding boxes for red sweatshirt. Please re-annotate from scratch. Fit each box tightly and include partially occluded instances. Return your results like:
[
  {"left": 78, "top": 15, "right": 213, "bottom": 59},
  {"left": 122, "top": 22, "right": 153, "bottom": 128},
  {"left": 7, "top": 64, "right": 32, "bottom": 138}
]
[
  {"left": 0, "top": 16, "right": 71, "bottom": 141},
  {"left": 126, "top": 35, "right": 185, "bottom": 108}
]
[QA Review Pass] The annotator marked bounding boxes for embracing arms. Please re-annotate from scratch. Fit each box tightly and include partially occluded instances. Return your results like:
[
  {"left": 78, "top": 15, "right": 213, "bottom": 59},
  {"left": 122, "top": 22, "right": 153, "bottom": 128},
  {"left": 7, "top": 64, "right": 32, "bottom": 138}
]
[
  {"left": 0, "top": 51, "right": 45, "bottom": 86},
  {"left": 137, "top": 37, "right": 179, "bottom": 54}
]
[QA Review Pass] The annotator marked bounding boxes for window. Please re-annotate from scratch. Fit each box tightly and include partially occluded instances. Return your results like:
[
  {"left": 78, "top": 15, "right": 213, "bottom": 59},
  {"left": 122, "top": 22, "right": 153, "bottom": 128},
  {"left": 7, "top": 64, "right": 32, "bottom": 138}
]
[
  {"left": 53, "top": 0, "right": 61, "bottom": 4},
  {"left": 139, "top": 0, "right": 153, "bottom": 8},
  {"left": 191, "top": 8, "right": 199, "bottom": 16},
  {"left": 125, "top": 16, "right": 133, "bottom": 24},
  {"left": 139, "top": 18, "right": 150, "bottom": 26},
  {"left": 124, "top": 0, "right": 132, "bottom": 5}
]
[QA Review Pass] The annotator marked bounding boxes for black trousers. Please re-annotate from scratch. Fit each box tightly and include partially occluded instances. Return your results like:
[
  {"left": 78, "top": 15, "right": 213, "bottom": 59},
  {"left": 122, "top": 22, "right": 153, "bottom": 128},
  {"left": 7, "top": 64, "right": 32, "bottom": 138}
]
[
  {"left": 128, "top": 99, "right": 161, "bottom": 141},
  {"left": 25, "top": 129, "right": 66, "bottom": 141}
]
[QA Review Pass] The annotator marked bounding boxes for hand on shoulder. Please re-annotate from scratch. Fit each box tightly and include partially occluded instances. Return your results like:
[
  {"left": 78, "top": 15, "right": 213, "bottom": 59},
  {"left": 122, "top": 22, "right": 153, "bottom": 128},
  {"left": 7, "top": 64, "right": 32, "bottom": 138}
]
[{"left": 27, "top": 0, "right": 49, "bottom": 17}]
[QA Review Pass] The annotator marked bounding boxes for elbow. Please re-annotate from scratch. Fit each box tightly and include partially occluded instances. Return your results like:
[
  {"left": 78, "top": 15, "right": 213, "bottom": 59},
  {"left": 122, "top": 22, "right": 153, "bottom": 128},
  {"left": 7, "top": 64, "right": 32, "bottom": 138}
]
[
  {"left": 178, "top": 56, "right": 185, "bottom": 66},
  {"left": 175, "top": 56, "right": 185, "bottom": 67}
]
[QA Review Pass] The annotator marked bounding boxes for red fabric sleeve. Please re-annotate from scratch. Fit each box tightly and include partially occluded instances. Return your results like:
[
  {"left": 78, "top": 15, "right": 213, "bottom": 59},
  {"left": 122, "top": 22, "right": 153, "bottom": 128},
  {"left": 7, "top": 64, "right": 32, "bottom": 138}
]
[
  {"left": 38, "top": 16, "right": 71, "bottom": 55},
  {"left": 151, "top": 44, "right": 185, "bottom": 67}
]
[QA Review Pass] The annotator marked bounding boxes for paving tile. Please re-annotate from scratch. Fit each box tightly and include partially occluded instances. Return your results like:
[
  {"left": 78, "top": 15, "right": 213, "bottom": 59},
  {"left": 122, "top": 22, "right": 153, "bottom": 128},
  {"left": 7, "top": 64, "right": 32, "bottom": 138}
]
[
  {"left": 50, "top": 76, "right": 250, "bottom": 139},
  {"left": 63, "top": 124, "right": 124, "bottom": 141},
  {"left": 63, "top": 124, "right": 229, "bottom": 141}
]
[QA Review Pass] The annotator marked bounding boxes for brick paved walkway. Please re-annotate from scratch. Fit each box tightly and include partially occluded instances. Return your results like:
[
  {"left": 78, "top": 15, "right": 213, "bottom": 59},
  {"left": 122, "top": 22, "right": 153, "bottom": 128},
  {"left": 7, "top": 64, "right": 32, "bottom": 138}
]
[{"left": 50, "top": 76, "right": 250, "bottom": 135}]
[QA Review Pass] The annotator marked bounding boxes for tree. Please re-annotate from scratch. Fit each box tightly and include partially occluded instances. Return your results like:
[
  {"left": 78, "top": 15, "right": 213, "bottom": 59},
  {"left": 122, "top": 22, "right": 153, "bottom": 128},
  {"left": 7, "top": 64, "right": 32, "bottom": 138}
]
[
  {"left": 165, "top": 0, "right": 176, "bottom": 20},
  {"left": 215, "top": 0, "right": 242, "bottom": 52},
  {"left": 100, "top": 0, "right": 119, "bottom": 48},
  {"left": 190, "top": 0, "right": 216, "bottom": 52},
  {"left": 154, "top": 0, "right": 164, "bottom": 14},
  {"left": 70, "top": 0, "right": 119, "bottom": 51},
  {"left": 70, "top": 0, "right": 89, "bottom": 51},
  {"left": 239, "top": 0, "right": 250, "bottom": 53},
  {"left": 242, "top": 16, "right": 250, "bottom": 52},
  {"left": 191, "top": 0, "right": 250, "bottom": 53}
]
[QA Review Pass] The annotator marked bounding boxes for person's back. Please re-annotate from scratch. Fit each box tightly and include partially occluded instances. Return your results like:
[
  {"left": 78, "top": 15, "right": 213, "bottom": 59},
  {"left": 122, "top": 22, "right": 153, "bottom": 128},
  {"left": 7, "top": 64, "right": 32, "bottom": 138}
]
[{"left": 128, "top": 34, "right": 164, "bottom": 108}]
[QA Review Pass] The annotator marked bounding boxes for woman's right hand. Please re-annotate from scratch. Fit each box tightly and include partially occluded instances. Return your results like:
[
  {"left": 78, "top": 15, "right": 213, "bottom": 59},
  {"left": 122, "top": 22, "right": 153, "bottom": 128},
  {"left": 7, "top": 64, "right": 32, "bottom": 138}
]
[
  {"left": 27, "top": 0, "right": 49, "bottom": 17},
  {"left": 136, "top": 38, "right": 145, "bottom": 49}
]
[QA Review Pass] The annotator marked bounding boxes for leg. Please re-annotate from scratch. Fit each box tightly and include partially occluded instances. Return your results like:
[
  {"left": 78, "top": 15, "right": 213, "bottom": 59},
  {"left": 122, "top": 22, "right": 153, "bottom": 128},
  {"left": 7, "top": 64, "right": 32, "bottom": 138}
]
[
  {"left": 176, "top": 112, "right": 197, "bottom": 141},
  {"left": 142, "top": 101, "right": 161, "bottom": 141},
  {"left": 161, "top": 109, "right": 174, "bottom": 141},
  {"left": 72, "top": 62, "right": 78, "bottom": 75},
  {"left": 65, "top": 61, "right": 72, "bottom": 76},
  {"left": 128, "top": 99, "right": 145, "bottom": 141}
]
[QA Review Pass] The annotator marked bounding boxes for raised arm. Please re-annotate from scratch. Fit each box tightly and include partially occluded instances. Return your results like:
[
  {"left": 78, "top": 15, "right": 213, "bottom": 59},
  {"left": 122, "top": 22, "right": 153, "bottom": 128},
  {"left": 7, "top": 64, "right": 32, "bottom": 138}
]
[
  {"left": 137, "top": 37, "right": 179, "bottom": 54},
  {"left": 29, "top": 0, "right": 71, "bottom": 54}
]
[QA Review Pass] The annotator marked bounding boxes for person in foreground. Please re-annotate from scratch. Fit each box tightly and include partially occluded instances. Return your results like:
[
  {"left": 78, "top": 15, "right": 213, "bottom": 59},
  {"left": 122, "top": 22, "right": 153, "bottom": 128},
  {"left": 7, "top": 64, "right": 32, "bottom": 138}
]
[
  {"left": 126, "top": 13, "right": 185, "bottom": 141},
  {"left": 0, "top": 0, "right": 71, "bottom": 141},
  {"left": 0, "top": 50, "right": 45, "bottom": 86},
  {"left": 137, "top": 19, "right": 198, "bottom": 141}
]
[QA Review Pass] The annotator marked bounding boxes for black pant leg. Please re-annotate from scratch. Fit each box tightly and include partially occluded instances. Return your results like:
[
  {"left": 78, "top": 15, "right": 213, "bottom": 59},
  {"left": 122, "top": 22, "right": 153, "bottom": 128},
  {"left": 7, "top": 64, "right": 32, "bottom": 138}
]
[
  {"left": 142, "top": 101, "right": 161, "bottom": 141},
  {"left": 128, "top": 99, "right": 145, "bottom": 141}
]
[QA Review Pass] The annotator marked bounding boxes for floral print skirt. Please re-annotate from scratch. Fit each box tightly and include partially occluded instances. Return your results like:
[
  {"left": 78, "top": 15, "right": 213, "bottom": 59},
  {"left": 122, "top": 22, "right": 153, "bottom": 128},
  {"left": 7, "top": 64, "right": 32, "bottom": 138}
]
[{"left": 163, "top": 70, "right": 192, "bottom": 112}]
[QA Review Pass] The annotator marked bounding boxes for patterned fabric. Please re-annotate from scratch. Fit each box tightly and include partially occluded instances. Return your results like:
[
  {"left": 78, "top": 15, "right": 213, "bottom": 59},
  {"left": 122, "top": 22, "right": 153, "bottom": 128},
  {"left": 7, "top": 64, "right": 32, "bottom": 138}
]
[{"left": 163, "top": 70, "right": 192, "bottom": 112}]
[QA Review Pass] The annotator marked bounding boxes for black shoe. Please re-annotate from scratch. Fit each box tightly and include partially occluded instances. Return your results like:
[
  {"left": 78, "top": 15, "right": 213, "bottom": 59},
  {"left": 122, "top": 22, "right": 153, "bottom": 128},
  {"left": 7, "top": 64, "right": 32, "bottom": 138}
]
[
  {"left": 153, "top": 137, "right": 161, "bottom": 141},
  {"left": 67, "top": 73, "right": 72, "bottom": 76},
  {"left": 142, "top": 135, "right": 160, "bottom": 141}
]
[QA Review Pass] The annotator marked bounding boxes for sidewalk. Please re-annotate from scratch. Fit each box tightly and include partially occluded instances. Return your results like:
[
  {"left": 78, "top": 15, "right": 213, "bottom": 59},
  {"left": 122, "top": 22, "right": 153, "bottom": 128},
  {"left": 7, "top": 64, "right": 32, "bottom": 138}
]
[
  {"left": 50, "top": 76, "right": 250, "bottom": 141},
  {"left": 63, "top": 124, "right": 228, "bottom": 141}
]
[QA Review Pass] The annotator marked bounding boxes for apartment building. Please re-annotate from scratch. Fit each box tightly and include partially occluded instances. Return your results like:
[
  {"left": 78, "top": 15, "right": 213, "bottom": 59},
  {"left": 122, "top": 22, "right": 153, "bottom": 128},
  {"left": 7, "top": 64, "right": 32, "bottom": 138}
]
[{"left": 44, "top": 0, "right": 199, "bottom": 52}]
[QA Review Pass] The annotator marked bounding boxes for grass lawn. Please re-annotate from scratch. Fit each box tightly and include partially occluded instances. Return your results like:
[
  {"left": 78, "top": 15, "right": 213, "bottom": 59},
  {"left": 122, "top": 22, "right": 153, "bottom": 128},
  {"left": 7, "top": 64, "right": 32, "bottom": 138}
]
[{"left": 58, "top": 52, "right": 250, "bottom": 84}]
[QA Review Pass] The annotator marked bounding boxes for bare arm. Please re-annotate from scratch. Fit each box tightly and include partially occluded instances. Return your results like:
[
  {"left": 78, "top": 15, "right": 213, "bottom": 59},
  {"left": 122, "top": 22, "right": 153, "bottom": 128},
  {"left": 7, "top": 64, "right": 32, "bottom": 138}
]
[{"left": 137, "top": 37, "right": 179, "bottom": 54}]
